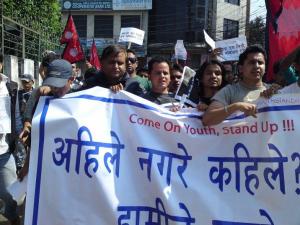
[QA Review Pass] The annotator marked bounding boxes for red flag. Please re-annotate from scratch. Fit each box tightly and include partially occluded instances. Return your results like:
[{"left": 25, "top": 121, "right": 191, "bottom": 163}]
[
  {"left": 89, "top": 39, "right": 101, "bottom": 70},
  {"left": 60, "top": 15, "right": 84, "bottom": 63},
  {"left": 61, "top": 38, "right": 84, "bottom": 64},
  {"left": 60, "top": 15, "right": 79, "bottom": 44},
  {"left": 266, "top": 0, "right": 300, "bottom": 81}
]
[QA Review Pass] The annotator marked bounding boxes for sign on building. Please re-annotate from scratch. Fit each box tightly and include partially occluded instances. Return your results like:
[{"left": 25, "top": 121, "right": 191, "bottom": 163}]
[
  {"left": 113, "top": 0, "right": 152, "bottom": 10},
  {"left": 62, "top": 0, "right": 112, "bottom": 10}
]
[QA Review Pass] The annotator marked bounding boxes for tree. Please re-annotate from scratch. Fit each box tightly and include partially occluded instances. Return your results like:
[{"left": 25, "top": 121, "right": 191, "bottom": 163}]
[
  {"left": 3, "top": 0, "right": 62, "bottom": 40},
  {"left": 2, "top": 0, "right": 62, "bottom": 59},
  {"left": 248, "top": 16, "right": 266, "bottom": 47}
]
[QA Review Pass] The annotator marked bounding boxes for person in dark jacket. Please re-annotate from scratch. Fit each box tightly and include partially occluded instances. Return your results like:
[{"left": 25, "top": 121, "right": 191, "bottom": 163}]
[{"left": 83, "top": 45, "right": 129, "bottom": 92}]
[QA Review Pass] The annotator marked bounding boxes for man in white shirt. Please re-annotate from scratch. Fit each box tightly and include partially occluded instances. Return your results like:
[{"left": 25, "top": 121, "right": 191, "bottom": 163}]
[
  {"left": 0, "top": 53, "right": 20, "bottom": 225},
  {"left": 203, "top": 45, "right": 269, "bottom": 126}
]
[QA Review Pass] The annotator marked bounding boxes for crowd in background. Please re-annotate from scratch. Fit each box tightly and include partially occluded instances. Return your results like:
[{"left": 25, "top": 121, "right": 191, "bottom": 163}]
[{"left": 1, "top": 42, "right": 300, "bottom": 224}]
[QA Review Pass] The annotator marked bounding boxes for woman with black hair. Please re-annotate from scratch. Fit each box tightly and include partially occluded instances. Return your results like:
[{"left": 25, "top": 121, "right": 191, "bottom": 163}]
[{"left": 189, "top": 60, "right": 227, "bottom": 111}]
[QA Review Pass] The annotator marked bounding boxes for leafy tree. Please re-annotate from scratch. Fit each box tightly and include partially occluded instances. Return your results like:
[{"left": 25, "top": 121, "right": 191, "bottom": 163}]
[
  {"left": 3, "top": 0, "right": 62, "bottom": 39},
  {"left": 248, "top": 16, "right": 266, "bottom": 47},
  {"left": 2, "top": 0, "right": 62, "bottom": 59}
]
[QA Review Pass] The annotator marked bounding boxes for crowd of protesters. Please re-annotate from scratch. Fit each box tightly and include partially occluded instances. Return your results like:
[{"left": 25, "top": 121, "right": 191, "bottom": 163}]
[{"left": 1, "top": 42, "right": 300, "bottom": 224}]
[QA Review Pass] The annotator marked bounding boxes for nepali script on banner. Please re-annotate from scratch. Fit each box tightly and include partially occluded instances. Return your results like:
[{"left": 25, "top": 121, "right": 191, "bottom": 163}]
[{"left": 25, "top": 87, "right": 300, "bottom": 225}]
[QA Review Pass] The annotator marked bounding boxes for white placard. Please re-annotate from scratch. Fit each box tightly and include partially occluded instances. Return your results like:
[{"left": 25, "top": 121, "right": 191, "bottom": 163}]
[
  {"left": 175, "top": 40, "right": 187, "bottom": 60},
  {"left": 216, "top": 36, "right": 248, "bottom": 61},
  {"left": 175, "top": 66, "right": 197, "bottom": 107},
  {"left": 8, "top": 176, "right": 27, "bottom": 205},
  {"left": 118, "top": 27, "right": 145, "bottom": 45},
  {"left": 203, "top": 30, "right": 216, "bottom": 49},
  {"left": 0, "top": 96, "right": 11, "bottom": 133}
]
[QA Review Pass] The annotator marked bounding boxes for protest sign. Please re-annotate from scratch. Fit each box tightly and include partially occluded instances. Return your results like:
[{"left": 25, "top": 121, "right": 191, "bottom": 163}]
[
  {"left": 175, "top": 66, "right": 197, "bottom": 107},
  {"left": 216, "top": 36, "right": 247, "bottom": 61},
  {"left": 175, "top": 40, "right": 187, "bottom": 60},
  {"left": 118, "top": 27, "right": 145, "bottom": 46},
  {"left": 203, "top": 30, "right": 216, "bottom": 49},
  {"left": 25, "top": 88, "right": 300, "bottom": 225}
]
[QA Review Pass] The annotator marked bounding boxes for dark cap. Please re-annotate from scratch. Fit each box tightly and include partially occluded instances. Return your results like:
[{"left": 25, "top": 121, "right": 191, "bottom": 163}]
[
  {"left": 42, "top": 59, "right": 72, "bottom": 88},
  {"left": 20, "top": 74, "right": 34, "bottom": 82}
]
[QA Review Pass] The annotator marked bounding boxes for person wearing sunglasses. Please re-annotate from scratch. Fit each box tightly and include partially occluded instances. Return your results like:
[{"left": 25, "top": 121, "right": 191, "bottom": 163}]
[{"left": 125, "top": 49, "right": 151, "bottom": 96}]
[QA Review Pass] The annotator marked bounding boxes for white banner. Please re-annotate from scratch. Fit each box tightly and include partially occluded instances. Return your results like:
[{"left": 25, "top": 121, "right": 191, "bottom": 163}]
[
  {"left": 25, "top": 87, "right": 300, "bottom": 225},
  {"left": 119, "top": 27, "right": 145, "bottom": 45}
]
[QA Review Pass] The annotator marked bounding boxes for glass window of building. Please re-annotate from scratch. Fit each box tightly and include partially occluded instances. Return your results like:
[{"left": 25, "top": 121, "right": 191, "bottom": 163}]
[
  {"left": 197, "top": 0, "right": 206, "bottom": 6},
  {"left": 223, "top": 18, "right": 239, "bottom": 39},
  {"left": 121, "top": 15, "right": 141, "bottom": 29},
  {"left": 72, "top": 15, "right": 87, "bottom": 38},
  {"left": 197, "top": 6, "right": 205, "bottom": 18},
  {"left": 224, "top": 0, "right": 240, "bottom": 6},
  {"left": 94, "top": 15, "right": 114, "bottom": 38}
]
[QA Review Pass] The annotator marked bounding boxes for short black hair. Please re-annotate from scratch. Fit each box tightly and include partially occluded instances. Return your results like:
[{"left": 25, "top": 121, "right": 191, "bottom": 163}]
[
  {"left": 148, "top": 56, "right": 170, "bottom": 73},
  {"left": 172, "top": 63, "right": 183, "bottom": 73},
  {"left": 137, "top": 67, "right": 148, "bottom": 74},
  {"left": 273, "top": 59, "right": 282, "bottom": 74},
  {"left": 0, "top": 53, "right": 3, "bottom": 64},
  {"left": 101, "top": 45, "right": 126, "bottom": 61},
  {"left": 238, "top": 45, "right": 267, "bottom": 65},
  {"left": 196, "top": 60, "right": 227, "bottom": 88},
  {"left": 84, "top": 67, "right": 98, "bottom": 80},
  {"left": 126, "top": 49, "right": 136, "bottom": 56},
  {"left": 41, "top": 51, "right": 59, "bottom": 67},
  {"left": 295, "top": 50, "right": 300, "bottom": 65}
]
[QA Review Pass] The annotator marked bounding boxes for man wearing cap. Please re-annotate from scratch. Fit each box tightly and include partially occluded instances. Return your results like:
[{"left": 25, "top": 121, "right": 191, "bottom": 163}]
[
  {"left": 14, "top": 74, "right": 35, "bottom": 172},
  {"left": 0, "top": 53, "right": 21, "bottom": 225},
  {"left": 19, "top": 74, "right": 34, "bottom": 118},
  {"left": 41, "top": 59, "right": 74, "bottom": 96},
  {"left": 18, "top": 59, "right": 73, "bottom": 180}
]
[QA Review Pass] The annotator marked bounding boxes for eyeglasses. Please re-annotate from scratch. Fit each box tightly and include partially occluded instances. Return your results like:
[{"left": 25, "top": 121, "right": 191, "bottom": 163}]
[{"left": 127, "top": 57, "right": 137, "bottom": 64}]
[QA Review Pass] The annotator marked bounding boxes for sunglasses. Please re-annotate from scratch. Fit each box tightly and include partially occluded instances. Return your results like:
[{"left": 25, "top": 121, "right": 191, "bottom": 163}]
[{"left": 127, "top": 57, "right": 137, "bottom": 64}]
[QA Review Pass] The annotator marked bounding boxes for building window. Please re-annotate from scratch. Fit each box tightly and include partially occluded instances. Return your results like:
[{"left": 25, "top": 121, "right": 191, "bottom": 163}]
[
  {"left": 223, "top": 18, "right": 239, "bottom": 39},
  {"left": 197, "top": 6, "right": 205, "bottom": 19},
  {"left": 94, "top": 15, "right": 113, "bottom": 38},
  {"left": 121, "top": 15, "right": 140, "bottom": 29},
  {"left": 197, "top": 0, "right": 206, "bottom": 6},
  {"left": 72, "top": 15, "right": 87, "bottom": 38},
  {"left": 224, "top": 0, "right": 240, "bottom": 5}
]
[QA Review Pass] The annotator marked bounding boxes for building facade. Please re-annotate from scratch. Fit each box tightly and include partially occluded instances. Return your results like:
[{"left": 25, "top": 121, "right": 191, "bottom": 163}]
[
  {"left": 148, "top": 0, "right": 250, "bottom": 68},
  {"left": 61, "top": 0, "right": 152, "bottom": 56},
  {"left": 60, "top": 0, "right": 250, "bottom": 68},
  {"left": 211, "top": 0, "right": 250, "bottom": 41}
]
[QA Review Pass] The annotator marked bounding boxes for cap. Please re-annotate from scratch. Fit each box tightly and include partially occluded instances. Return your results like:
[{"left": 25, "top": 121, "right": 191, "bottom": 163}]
[
  {"left": 20, "top": 74, "right": 34, "bottom": 82},
  {"left": 42, "top": 59, "right": 72, "bottom": 88}
]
